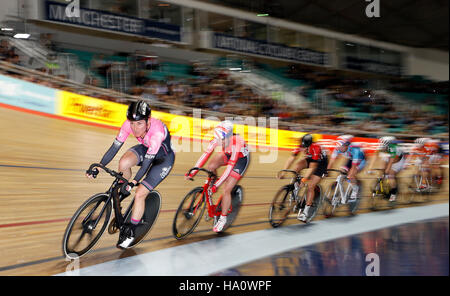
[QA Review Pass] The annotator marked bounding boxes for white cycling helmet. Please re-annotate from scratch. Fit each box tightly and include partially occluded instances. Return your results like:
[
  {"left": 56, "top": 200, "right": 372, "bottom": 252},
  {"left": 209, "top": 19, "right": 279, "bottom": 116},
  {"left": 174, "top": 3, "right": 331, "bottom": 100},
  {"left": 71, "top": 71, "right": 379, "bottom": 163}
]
[
  {"left": 336, "top": 134, "right": 354, "bottom": 147},
  {"left": 414, "top": 137, "right": 430, "bottom": 146},
  {"left": 214, "top": 120, "right": 234, "bottom": 141},
  {"left": 379, "top": 136, "right": 396, "bottom": 147}
]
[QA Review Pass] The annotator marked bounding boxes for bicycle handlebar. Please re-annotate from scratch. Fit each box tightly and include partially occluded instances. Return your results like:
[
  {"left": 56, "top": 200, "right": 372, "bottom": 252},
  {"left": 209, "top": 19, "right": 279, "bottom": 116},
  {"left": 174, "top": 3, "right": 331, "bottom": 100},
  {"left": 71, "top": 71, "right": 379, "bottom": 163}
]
[
  {"left": 369, "top": 168, "right": 388, "bottom": 177},
  {"left": 188, "top": 167, "right": 218, "bottom": 180},
  {"left": 87, "top": 163, "right": 128, "bottom": 183},
  {"left": 326, "top": 169, "right": 348, "bottom": 175},
  {"left": 277, "top": 169, "right": 301, "bottom": 179}
]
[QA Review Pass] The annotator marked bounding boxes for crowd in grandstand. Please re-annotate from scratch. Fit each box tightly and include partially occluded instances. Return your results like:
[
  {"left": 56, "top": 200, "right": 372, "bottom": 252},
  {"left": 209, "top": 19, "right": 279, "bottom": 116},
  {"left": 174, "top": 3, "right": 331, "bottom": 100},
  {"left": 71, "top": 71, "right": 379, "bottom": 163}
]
[{"left": 0, "top": 35, "right": 448, "bottom": 137}]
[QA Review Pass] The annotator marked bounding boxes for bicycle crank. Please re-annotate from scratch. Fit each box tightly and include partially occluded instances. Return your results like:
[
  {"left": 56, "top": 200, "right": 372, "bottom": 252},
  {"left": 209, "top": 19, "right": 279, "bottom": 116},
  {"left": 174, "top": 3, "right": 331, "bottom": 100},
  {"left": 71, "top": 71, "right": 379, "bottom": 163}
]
[{"left": 108, "top": 217, "right": 119, "bottom": 234}]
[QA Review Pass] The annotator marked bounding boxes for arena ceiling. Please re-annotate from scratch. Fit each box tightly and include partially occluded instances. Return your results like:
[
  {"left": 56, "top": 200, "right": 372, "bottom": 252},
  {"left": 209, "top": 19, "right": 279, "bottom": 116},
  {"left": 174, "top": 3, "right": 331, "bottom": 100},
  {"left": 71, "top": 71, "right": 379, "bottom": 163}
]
[{"left": 203, "top": 0, "right": 449, "bottom": 51}]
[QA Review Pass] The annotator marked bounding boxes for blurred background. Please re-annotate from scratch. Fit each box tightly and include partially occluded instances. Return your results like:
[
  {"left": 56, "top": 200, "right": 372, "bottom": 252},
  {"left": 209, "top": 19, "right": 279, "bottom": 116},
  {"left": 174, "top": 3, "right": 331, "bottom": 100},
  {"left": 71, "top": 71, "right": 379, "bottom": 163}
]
[{"left": 0, "top": 0, "right": 448, "bottom": 139}]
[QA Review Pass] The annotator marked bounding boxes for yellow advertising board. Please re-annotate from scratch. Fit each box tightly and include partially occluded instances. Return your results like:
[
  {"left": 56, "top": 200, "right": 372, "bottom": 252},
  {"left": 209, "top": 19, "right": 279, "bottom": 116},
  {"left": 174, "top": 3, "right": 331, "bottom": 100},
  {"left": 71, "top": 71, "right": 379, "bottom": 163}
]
[
  {"left": 56, "top": 90, "right": 313, "bottom": 149},
  {"left": 57, "top": 91, "right": 127, "bottom": 127}
]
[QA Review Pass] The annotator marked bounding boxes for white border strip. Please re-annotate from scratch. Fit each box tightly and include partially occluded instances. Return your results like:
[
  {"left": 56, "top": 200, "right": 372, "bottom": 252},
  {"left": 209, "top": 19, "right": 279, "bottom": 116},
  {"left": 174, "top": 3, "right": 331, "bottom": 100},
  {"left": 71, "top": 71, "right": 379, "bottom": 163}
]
[{"left": 57, "top": 203, "right": 448, "bottom": 276}]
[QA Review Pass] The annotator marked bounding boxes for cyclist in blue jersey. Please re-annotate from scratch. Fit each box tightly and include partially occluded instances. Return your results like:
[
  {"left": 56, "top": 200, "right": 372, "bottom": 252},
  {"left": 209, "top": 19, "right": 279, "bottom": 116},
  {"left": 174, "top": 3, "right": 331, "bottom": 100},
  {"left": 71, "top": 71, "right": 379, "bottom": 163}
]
[{"left": 327, "top": 135, "right": 366, "bottom": 202}]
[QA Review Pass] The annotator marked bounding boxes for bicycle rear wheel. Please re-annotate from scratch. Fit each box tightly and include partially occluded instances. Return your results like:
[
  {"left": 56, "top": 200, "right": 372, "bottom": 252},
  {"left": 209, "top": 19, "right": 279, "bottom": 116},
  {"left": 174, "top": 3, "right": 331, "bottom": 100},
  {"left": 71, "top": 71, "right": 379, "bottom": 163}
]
[
  {"left": 62, "top": 193, "right": 112, "bottom": 260},
  {"left": 306, "top": 185, "right": 323, "bottom": 222},
  {"left": 220, "top": 185, "right": 243, "bottom": 231},
  {"left": 269, "top": 185, "right": 295, "bottom": 228},
  {"left": 347, "top": 181, "right": 362, "bottom": 215},
  {"left": 125, "top": 191, "right": 162, "bottom": 248},
  {"left": 172, "top": 187, "right": 206, "bottom": 239}
]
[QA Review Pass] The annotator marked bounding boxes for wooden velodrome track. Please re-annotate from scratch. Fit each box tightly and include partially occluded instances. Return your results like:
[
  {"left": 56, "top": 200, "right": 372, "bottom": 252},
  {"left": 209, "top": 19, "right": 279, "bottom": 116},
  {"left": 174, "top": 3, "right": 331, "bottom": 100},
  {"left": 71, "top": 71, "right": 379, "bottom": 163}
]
[{"left": 0, "top": 105, "right": 448, "bottom": 276}]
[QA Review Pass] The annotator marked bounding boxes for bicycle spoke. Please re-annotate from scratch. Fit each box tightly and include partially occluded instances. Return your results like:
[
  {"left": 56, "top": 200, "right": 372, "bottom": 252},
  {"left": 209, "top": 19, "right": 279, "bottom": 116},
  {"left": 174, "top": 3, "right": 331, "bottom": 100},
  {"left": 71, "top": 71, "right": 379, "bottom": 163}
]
[
  {"left": 269, "top": 186, "right": 294, "bottom": 227},
  {"left": 63, "top": 194, "right": 112, "bottom": 258}
]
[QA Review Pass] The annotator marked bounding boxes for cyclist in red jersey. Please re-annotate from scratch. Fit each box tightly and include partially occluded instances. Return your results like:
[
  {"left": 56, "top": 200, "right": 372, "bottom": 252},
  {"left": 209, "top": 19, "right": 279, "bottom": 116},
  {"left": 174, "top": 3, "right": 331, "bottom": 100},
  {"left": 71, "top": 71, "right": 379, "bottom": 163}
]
[
  {"left": 425, "top": 139, "right": 444, "bottom": 186},
  {"left": 279, "top": 134, "right": 328, "bottom": 222},
  {"left": 407, "top": 138, "right": 432, "bottom": 189},
  {"left": 185, "top": 120, "right": 250, "bottom": 232}
]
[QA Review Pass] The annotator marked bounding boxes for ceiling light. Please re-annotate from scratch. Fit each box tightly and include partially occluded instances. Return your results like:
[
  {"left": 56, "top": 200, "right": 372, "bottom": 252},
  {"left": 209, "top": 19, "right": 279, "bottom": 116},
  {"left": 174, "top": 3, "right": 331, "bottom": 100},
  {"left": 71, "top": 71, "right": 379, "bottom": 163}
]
[{"left": 13, "top": 33, "right": 30, "bottom": 39}]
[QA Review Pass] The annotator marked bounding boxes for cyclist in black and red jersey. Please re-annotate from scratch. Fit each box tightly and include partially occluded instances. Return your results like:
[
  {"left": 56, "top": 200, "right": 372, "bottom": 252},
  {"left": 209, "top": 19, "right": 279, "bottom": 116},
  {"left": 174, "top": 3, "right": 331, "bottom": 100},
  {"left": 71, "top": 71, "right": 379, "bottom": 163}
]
[{"left": 279, "top": 134, "right": 328, "bottom": 222}]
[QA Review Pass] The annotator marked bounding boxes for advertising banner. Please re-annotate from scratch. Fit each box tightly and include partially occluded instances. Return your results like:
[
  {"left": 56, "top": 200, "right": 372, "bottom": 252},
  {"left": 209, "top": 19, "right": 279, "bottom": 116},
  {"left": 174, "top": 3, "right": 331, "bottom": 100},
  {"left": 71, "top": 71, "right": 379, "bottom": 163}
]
[
  {"left": 45, "top": 1, "right": 181, "bottom": 42},
  {"left": 0, "top": 74, "right": 56, "bottom": 114},
  {"left": 56, "top": 91, "right": 127, "bottom": 126},
  {"left": 344, "top": 56, "right": 402, "bottom": 76},
  {"left": 213, "top": 33, "right": 329, "bottom": 66}
]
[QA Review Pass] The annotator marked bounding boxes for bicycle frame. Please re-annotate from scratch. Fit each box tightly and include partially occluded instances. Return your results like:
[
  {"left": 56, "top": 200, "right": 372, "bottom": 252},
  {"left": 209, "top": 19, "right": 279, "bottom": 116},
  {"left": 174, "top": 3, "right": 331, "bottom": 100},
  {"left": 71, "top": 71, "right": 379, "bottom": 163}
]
[
  {"left": 372, "top": 169, "right": 390, "bottom": 196},
  {"left": 187, "top": 167, "right": 228, "bottom": 219},
  {"left": 278, "top": 169, "right": 305, "bottom": 210},
  {"left": 328, "top": 170, "right": 352, "bottom": 207},
  {"left": 85, "top": 163, "right": 137, "bottom": 231}
]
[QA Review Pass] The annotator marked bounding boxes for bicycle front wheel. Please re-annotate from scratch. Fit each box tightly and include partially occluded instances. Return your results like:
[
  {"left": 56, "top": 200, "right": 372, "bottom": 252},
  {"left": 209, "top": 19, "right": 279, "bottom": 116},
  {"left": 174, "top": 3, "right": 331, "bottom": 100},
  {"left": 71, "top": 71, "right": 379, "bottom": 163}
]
[
  {"left": 322, "top": 182, "right": 338, "bottom": 218},
  {"left": 370, "top": 180, "right": 383, "bottom": 210},
  {"left": 172, "top": 187, "right": 206, "bottom": 240},
  {"left": 407, "top": 174, "right": 423, "bottom": 203},
  {"left": 269, "top": 185, "right": 295, "bottom": 228},
  {"left": 62, "top": 193, "right": 112, "bottom": 260}
]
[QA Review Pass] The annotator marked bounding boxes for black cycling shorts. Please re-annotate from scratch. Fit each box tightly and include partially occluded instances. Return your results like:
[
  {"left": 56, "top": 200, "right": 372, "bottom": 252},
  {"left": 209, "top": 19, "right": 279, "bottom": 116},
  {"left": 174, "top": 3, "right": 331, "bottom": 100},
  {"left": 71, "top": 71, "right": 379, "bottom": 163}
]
[
  {"left": 129, "top": 144, "right": 175, "bottom": 191},
  {"left": 223, "top": 153, "right": 250, "bottom": 180},
  {"left": 306, "top": 157, "right": 328, "bottom": 178}
]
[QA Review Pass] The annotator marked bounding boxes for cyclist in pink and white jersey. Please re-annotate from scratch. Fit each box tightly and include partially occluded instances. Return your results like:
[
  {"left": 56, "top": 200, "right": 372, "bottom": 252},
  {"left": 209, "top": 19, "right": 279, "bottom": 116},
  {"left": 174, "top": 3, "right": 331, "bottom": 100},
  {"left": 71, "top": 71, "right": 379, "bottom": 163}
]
[
  {"left": 185, "top": 120, "right": 250, "bottom": 233},
  {"left": 86, "top": 100, "right": 174, "bottom": 249}
]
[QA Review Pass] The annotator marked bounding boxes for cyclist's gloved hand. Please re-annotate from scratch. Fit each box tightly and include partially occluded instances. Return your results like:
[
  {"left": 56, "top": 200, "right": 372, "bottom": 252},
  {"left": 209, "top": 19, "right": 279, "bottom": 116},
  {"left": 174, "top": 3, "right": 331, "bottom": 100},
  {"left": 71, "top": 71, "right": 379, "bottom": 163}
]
[
  {"left": 185, "top": 173, "right": 194, "bottom": 181},
  {"left": 86, "top": 168, "right": 99, "bottom": 179},
  {"left": 120, "top": 182, "right": 135, "bottom": 197}
]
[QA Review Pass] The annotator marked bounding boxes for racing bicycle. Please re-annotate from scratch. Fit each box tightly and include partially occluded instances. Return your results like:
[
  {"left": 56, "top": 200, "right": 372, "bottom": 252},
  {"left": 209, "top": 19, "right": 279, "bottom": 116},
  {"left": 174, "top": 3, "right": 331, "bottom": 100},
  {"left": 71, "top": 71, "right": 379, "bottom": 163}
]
[
  {"left": 172, "top": 167, "right": 243, "bottom": 239},
  {"left": 322, "top": 169, "right": 362, "bottom": 217},
  {"left": 370, "top": 169, "right": 397, "bottom": 210},
  {"left": 269, "top": 170, "right": 323, "bottom": 227},
  {"left": 62, "top": 163, "right": 161, "bottom": 259}
]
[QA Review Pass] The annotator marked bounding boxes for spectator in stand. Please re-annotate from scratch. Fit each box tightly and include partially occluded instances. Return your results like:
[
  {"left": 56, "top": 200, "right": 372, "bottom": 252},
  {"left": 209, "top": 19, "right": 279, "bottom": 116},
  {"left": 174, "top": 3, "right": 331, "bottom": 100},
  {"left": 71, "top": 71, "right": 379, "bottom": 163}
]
[
  {"left": 0, "top": 39, "right": 12, "bottom": 61},
  {"left": 134, "top": 70, "right": 149, "bottom": 86},
  {"left": 90, "top": 54, "right": 111, "bottom": 77}
]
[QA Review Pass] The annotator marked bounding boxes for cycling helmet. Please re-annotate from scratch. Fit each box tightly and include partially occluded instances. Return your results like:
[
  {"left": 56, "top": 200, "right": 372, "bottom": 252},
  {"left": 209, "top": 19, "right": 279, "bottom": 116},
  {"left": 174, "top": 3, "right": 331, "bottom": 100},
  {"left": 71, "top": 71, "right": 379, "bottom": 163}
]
[
  {"left": 379, "top": 136, "right": 396, "bottom": 148},
  {"left": 300, "top": 134, "right": 313, "bottom": 148},
  {"left": 414, "top": 137, "right": 430, "bottom": 146},
  {"left": 127, "top": 100, "right": 151, "bottom": 121},
  {"left": 214, "top": 120, "right": 234, "bottom": 141},
  {"left": 424, "top": 139, "right": 439, "bottom": 150},
  {"left": 336, "top": 134, "right": 354, "bottom": 147}
]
